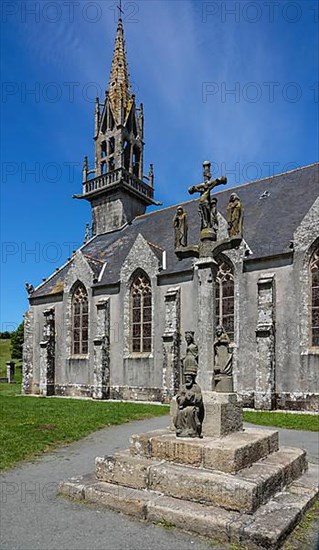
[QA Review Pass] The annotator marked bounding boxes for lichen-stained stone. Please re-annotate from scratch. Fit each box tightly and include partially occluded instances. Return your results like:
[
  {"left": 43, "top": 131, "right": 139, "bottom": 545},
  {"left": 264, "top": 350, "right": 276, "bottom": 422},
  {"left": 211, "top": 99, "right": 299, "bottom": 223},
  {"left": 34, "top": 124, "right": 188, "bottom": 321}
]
[
  {"left": 129, "top": 429, "right": 168, "bottom": 458},
  {"left": 59, "top": 461, "right": 319, "bottom": 549},
  {"left": 262, "top": 447, "right": 308, "bottom": 485},
  {"left": 85, "top": 481, "right": 152, "bottom": 519},
  {"left": 146, "top": 495, "right": 240, "bottom": 544},
  {"left": 201, "top": 391, "right": 243, "bottom": 437},
  {"left": 148, "top": 462, "right": 260, "bottom": 513},
  {"left": 238, "top": 482, "right": 319, "bottom": 550},
  {"left": 95, "top": 451, "right": 151, "bottom": 489},
  {"left": 58, "top": 475, "right": 89, "bottom": 500},
  {"left": 289, "top": 463, "right": 319, "bottom": 497},
  {"left": 129, "top": 428, "right": 279, "bottom": 473},
  {"left": 151, "top": 434, "right": 203, "bottom": 466},
  {"left": 59, "top": 474, "right": 158, "bottom": 519},
  {"left": 202, "top": 428, "right": 279, "bottom": 473},
  {"left": 237, "top": 447, "right": 307, "bottom": 504},
  {"left": 22, "top": 307, "right": 35, "bottom": 395}
]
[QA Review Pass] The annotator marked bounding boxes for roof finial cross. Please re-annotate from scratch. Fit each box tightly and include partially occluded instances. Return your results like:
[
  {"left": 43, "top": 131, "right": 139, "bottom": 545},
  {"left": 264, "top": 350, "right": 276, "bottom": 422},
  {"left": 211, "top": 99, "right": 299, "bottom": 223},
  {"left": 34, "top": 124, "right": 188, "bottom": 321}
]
[{"left": 117, "top": 0, "right": 124, "bottom": 20}]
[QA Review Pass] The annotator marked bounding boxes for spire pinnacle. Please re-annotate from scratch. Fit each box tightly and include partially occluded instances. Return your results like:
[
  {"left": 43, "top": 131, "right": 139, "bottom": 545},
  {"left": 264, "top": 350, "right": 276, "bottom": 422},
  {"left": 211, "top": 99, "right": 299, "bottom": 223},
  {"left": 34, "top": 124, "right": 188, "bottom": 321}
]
[
  {"left": 117, "top": 0, "right": 124, "bottom": 20},
  {"left": 108, "top": 17, "right": 131, "bottom": 123}
]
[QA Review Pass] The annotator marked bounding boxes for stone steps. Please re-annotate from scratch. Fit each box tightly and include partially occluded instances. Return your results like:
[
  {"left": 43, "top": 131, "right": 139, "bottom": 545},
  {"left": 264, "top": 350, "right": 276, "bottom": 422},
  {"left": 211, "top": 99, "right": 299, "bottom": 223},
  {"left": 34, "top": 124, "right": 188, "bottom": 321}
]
[
  {"left": 58, "top": 464, "right": 319, "bottom": 550},
  {"left": 130, "top": 428, "right": 279, "bottom": 473},
  {"left": 129, "top": 427, "right": 279, "bottom": 473},
  {"left": 95, "top": 446, "right": 307, "bottom": 513}
]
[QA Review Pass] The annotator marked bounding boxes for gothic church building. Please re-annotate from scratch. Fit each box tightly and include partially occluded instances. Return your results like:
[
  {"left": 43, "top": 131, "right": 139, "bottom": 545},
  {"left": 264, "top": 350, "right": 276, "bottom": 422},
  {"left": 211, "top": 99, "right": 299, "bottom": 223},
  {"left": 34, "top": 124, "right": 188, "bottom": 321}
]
[{"left": 23, "top": 19, "right": 319, "bottom": 411}]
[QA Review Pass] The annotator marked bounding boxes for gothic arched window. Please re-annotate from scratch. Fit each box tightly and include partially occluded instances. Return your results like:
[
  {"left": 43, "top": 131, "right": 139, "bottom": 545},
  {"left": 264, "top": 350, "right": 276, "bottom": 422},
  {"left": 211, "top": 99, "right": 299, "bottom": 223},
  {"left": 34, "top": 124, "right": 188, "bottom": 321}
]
[
  {"left": 216, "top": 260, "right": 235, "bottom": 342},
  {"left": 310, "top": 248, "right": 319, "bottom": 347},
  {"left": 71, "top": 283, "right": 89, "bottom": 355},
  {"left": 130, "top": 271, "right": 152, "bottom": 353}
]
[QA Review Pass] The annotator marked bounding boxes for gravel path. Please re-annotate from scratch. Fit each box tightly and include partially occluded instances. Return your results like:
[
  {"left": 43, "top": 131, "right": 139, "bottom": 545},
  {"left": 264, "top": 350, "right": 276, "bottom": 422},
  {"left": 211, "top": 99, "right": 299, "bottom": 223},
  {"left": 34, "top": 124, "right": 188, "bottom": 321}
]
[{"left": 1, "top": 415, "right": 318, "bottom": 550}]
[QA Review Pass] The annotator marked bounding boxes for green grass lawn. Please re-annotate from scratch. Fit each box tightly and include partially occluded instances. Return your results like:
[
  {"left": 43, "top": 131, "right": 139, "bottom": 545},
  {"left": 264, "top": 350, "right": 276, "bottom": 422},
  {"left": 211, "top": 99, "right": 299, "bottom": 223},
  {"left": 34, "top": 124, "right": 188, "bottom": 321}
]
[
  {"left": 0, "top": 393, "right": 169, "bottom": 470},
  {"left": 1, "top": 338, "right": 317, "bottom": 472},
  {"left": 243, "top": 410, "right": 318, "bottom": 432},
  {"left": 0, "top": 338, "right": 22, "bottom": 384},
  {"left": 0, "top": 337, "right": 169, "bottom": 471},
  {"left": 0, "top": 338, "right": 11, "bottom": 371}
]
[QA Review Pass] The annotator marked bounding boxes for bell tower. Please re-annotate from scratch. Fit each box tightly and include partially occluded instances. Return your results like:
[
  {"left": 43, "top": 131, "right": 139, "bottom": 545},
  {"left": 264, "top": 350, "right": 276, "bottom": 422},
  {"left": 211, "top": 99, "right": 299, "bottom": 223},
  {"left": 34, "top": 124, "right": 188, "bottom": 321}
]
[{"left": 75, "top": 17, "right": 157, "bottom": 235}]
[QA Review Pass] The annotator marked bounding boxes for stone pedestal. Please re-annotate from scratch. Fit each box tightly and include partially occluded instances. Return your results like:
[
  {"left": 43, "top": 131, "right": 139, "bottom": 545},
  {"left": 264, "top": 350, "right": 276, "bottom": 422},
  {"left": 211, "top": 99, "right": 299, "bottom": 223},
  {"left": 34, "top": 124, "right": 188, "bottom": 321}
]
[
  {"left": 201, "top": 391, "right": 243, "bottom": 437},
  {"left": 6, "top": 361, "right": 15, "bottom": 384},
  {"left": 59, "top": 389, "right": 318, "bottom": 549},
  {"left": 170, "top": 391, "right": 242, "bottom": 438}
]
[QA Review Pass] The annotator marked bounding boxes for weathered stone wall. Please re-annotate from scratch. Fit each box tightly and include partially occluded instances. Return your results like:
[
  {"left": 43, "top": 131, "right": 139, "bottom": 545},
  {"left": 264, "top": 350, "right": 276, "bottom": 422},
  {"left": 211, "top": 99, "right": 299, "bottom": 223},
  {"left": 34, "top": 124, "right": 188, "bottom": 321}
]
[
  {"left": 255, "top": 274, "right": 276, "bottom": 410},
  {"left": 22, "top": 307, "right": 35, "bottom": 394},
  {"left": 26, "top": 298, "right": 63, "bottom": 395},
  {"left": 162, "top": 287, "right": 181, "bottom": 402},
  {"left": 39, "top": 307, "right": 56, "bottom": 396},
  {"left": 93, "top": 298, "right": 110, "bottom": 399},
  {"left": 92, "top": 190, "right": 147, "bottom": 234},
  {"left": 118, "top": 234, "right": 161, "bottom": 393},
  {"left": 281, "top": 197, "right": 319, "bottom": 409},
  {"left": 23, "top": 200, "right": 319, "bottom": 410}
]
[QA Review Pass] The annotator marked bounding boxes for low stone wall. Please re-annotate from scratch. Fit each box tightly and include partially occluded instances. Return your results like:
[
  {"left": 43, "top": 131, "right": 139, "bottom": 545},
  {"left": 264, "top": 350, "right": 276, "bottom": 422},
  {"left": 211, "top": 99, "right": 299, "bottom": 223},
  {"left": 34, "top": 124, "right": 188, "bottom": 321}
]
[
  {"left": 110, "top": 386, "right": 163, "bottom": 402},
  {"left": 19, "top": 383, "right": 319, "bottom": 410},
  {"left": 54, "top": 384, "right": 94, "bottom": 398},
  {"left": 275, "top": 392, "right": 319, "bottom": 412}
]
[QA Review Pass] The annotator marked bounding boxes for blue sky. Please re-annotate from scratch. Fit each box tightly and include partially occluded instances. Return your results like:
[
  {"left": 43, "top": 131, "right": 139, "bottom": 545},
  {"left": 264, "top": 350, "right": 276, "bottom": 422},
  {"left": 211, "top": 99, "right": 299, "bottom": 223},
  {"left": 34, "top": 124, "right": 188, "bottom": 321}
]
[{"left": 1, "top": 0, "right": 318, "bottom": 327}]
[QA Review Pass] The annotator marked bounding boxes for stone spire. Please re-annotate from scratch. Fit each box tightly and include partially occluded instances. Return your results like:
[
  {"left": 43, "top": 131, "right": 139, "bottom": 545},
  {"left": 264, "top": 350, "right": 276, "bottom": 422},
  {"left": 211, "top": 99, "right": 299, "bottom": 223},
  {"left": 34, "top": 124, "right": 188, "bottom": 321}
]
[
  {"left": 75, "top": 16, "right": 158, "bottom": 235},
  {"left": 108, "top": 18, "right": 131, "bottom": 124}
]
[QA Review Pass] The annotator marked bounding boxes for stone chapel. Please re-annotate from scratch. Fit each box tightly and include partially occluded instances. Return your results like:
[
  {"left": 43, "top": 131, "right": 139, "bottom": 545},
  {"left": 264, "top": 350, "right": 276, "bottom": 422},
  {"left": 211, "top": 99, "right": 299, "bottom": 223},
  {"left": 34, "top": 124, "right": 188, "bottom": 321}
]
[{"left": 22, "top": 18, "right": 319, "bottom": 411}]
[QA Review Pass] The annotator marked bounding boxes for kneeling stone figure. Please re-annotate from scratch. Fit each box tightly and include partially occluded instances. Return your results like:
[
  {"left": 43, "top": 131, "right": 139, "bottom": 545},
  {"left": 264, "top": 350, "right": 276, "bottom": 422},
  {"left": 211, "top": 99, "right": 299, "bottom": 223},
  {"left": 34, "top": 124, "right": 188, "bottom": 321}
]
[{"left": 174, "top": 363, "right": 205, "bottom": 438}]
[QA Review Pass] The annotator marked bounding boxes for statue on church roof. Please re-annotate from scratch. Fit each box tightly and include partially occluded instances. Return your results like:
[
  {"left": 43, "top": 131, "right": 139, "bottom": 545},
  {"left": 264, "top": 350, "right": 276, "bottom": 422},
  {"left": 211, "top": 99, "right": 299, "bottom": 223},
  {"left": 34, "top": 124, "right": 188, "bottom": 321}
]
[
  {"left": 148, "top": 164, "right": 154, "bottom": 187},
  {"left": 173, "top": 206, "right": 188, "bottom": 249},
  {"left": 83, "top": 223, "right": 91, "bottom": 244},
  {"left": 227, "top": 192, "right": 244, "bottom": 238},
  {"left": 25, "top": 282, "right": 34, "bottom": 295},
  {"left": 82, "top": 156, "right": 88, "bottom": 183}
]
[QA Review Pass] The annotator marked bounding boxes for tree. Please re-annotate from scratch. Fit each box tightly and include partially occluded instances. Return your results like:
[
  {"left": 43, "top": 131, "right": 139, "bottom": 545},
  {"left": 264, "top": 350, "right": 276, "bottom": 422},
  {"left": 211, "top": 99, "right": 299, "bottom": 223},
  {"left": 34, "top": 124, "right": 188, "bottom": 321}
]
[
  {"left": 0, "top": 331, "right": 12, "bottom": 339},
  {"left": 11, "top": 322, "right": 24, "bottom": 360}
]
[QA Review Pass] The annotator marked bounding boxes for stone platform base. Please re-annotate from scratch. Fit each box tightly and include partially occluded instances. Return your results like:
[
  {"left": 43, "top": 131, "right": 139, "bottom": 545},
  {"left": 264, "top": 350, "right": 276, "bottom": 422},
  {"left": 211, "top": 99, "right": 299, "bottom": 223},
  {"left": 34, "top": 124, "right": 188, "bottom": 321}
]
[
  {"left": 58, "top": 391, "right": 319, "bottom": 548},
  {"left": 130, "top": 427, "right": 279, "bottom": 473},
  {"left": 59, "top": 464, "right": 318, "bottom": 550}
]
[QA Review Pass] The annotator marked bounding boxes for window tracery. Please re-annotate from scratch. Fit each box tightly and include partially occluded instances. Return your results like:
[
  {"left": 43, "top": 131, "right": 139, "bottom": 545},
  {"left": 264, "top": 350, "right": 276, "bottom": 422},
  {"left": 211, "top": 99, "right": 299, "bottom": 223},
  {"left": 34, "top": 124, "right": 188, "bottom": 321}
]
[{"left": 130, "top": 271, "right": 152, "bottom": 353}]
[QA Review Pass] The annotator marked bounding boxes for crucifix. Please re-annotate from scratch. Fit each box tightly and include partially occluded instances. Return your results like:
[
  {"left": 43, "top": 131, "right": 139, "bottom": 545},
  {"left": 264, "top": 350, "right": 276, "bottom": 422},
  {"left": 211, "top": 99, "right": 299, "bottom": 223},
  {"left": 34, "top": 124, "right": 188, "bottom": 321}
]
[{"left": 174, "top": 161, "right": 243, "bottom": 392}]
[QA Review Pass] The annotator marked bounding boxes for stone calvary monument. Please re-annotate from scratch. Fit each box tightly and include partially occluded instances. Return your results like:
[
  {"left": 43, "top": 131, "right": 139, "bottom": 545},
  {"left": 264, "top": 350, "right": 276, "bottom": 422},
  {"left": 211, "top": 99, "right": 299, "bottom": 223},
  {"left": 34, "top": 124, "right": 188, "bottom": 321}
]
[{"left": 59, "top": 162, "right": 318, "bottom": 549}]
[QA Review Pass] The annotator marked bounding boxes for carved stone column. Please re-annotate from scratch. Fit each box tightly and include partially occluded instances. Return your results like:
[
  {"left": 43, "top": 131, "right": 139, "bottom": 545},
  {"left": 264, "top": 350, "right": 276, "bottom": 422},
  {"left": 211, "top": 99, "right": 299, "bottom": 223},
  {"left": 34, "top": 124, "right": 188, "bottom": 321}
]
[
  {"left": 39, "top": 307, "right": 55, "bottom": 396},
  {"left": 195, "top": 258, "right": 218, "bottom": 390},
  {"left": 162, "top": 287, "right": 181, "bottom": 403},
  {"left": 93, "top": 299, "right": 110, "bottom": 399},
  {"left": 22, "top": 308, "right": 34, "bottom": 394},
  {"left": 255, "top": 274, "right": 276, "bottom": 410}
]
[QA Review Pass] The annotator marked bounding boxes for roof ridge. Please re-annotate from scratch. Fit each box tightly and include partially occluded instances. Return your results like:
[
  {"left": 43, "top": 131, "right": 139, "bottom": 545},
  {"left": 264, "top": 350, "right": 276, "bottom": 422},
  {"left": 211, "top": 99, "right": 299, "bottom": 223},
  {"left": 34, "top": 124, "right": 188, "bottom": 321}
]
[
  {"left": 83, "top": 253, "right": 105, "bottom": 264},
  {"left": 135, "top": 161, "right": 319, "bottom": 221},
  {"left": 213, "top": 161, "right": 319, "bottom": 195},
  {"left": 146, "top": 240, "right": 164, "bottom": 252}
]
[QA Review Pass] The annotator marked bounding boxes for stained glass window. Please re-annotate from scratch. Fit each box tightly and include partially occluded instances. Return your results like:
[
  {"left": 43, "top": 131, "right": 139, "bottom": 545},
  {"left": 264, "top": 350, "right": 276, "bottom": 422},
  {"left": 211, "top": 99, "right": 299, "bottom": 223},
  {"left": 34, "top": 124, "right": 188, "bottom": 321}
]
[
  {"left": 310, "top": 248, "right": 319, "bottom": 347},
  {"left": 72, "top": 283, "right": 89, "bottom": 355},
  {"left": 216, "top": 260, "right": 235, "bottom": 342},
  {"left": 130, "top": 271, "right": 152, "bottom": 353}
]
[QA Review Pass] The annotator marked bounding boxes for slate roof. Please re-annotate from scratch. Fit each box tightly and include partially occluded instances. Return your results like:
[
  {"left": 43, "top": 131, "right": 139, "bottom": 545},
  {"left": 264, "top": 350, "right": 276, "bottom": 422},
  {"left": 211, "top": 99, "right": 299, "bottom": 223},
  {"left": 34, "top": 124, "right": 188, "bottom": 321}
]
[{"left": 31, "top": 163, "right": 318, "bottom": 298}]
